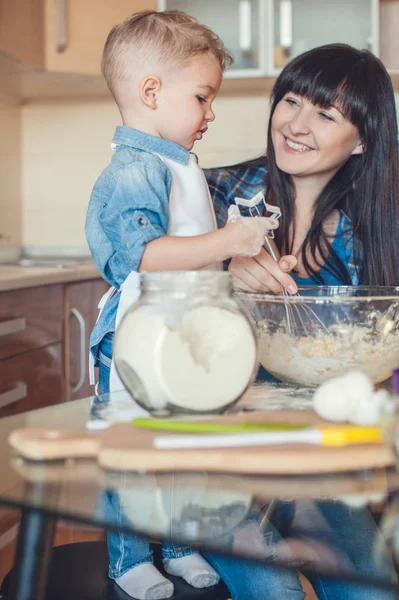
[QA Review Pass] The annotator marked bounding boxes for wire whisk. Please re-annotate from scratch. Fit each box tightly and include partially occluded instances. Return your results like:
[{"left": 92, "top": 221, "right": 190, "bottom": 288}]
[{"left": 235, "top": 192, "right": 331, "bottom": 337}]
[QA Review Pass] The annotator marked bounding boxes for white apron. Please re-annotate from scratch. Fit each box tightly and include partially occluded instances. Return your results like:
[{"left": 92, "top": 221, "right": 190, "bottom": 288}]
[{"left": 90, "top": 152, "right": 221, "bottom": 394}]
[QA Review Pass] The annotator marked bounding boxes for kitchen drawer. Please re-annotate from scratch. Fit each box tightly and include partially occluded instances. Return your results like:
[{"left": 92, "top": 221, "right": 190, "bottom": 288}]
[
  {"left": 0, "top": 285, "right": 63, "bottom": 361},
  {"left": 0, "top": 343, "right": 64, "bottom": 418}
]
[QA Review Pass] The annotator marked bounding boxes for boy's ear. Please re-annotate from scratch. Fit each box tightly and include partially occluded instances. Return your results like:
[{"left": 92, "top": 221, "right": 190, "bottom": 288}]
[
  {"left": 351, "top": 140, "right": 364, "bottom": 156},
  {"left": 140, "top": 76, "right": 161, "bottom": 109}
]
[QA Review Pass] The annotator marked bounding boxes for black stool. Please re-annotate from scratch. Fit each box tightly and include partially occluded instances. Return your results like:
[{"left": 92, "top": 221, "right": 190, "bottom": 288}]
[{"left": 1, "top": 541, "right": 231, "bottom": 600}]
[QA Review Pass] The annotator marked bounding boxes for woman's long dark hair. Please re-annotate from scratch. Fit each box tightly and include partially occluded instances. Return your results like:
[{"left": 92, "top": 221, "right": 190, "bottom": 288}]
[{"left": 266, "top": 43, "right": 399, "bottom": 286}]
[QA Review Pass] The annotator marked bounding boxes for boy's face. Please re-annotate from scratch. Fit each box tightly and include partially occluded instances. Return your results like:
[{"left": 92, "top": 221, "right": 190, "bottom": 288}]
[{"left": 155, "top": 52, "right": 223, "bottom": 150}]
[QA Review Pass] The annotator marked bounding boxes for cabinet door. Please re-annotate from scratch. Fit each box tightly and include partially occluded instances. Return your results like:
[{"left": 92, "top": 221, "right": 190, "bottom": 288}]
[
  {"left": 0, "top": 343, "right": 64, "bottom": 418},
  {"left": 158, "top": 0, "right": 266, "bottom": 77},
  {"left": 380, "top": 0, "right": 399, "bottom": 72},
  {"left": 0, "top": 285, "right": 63, "bottom": 361},
  {"left": 270, "top": 0, "right": 379, "bottom": 73},
  {"left": 0, "top": 0, "right": 44, "bottom": 66},
  {"left": 44, "top": 0, "right": 157, "bottom": 75},
  {"left": 65, "top": 279, "right": 109, "bottom": 401}
]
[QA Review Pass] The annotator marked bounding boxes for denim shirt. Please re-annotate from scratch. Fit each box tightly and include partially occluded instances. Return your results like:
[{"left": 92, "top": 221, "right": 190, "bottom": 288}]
[
  {"left": 206, "top": 162, "right": 360, "bottom": 286},
  {"left": 86, "top": 126, "right": 193, "bottom": 360}
]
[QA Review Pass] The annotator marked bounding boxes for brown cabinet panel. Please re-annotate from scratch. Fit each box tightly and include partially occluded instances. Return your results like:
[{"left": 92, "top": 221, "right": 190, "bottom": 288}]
[
  {"left": 44, "top": 0, "right": 156, "bottom": 75},
  {"left": 65, "top": 279, "right": 109, "bottom": 401},
  {"left": 0, "top": 0, "right": 44, "bottom": 66},
  {"left": 380, "top": 0, "right": 399, "bottom": 71},
  {"left": 0, "top": 285, "right": 63, "bottom": 361},
  {"left": 0, "top": 0, "right": 156, "bottom": 77},
  {"left": 0, "top": 343, "right": 64, "bottom": 418}
]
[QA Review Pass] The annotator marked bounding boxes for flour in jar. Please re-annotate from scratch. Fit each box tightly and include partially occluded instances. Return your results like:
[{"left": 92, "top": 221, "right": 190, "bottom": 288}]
[
  {"left": 114, "top": 305, "right": 257, "bottom": 411},
  {"left": 258, "top": 321, "right": 399, "bottom": 387}
]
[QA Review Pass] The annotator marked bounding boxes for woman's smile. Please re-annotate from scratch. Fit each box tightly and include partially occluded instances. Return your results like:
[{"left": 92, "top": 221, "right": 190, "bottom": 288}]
[{"left": 284, "top": 137, "right": 314, "bottom": 153}]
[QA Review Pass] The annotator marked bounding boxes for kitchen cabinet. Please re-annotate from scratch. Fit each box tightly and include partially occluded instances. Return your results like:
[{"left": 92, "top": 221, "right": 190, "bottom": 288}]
[
  {"left": 64, "top": 279, "right": 109, "bottom": 401},
  {"left": 158, "top": 0, "right": 267, "bottom": 77},
  {"left": 0, "top": 276, "right": 108, "bottom": 417},
  {"left": 379, "top": 0, "right": 399, "bottom": 72},
  {"left": 0, "top": 285, "right": 64, "bottom": 361},
  {"left": 0, "top": 344, "right": 64, "bottom": 418},
  {"left": 0, "top": 0, "right": 156, "bottom": 76},
  {"left": 269, "top": 0, "right": 379, "bottom": 74},
  {"left": 0, "top": 284, "right": 65, "bottom": 417},
  {"left": 159, "top": 0, "right": 380, "bottom": 77},
  {"left": 0, "top": 0, "right": 44, "bottom": 67}
]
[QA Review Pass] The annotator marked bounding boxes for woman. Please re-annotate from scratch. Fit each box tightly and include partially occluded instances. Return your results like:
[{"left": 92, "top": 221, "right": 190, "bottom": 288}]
[
  {"left": 99, "top": 44, "right": 397, "bottom": 599},
  {"left": 207, "top": 43, "right": 399, "bottom": 294},
  {"left": 200, "top": 43, "right": 398, "bottom": 598}
]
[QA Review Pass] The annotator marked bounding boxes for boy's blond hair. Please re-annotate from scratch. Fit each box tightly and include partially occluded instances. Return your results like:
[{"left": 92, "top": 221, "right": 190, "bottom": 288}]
[{"left": 102, "top": 10, "right": 233, "bottom": 105}]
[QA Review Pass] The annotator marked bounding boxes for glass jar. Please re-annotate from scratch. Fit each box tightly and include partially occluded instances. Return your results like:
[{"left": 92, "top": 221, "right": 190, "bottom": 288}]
[{"left": 114, "top": 271, "right": 258, "bottom": 416}]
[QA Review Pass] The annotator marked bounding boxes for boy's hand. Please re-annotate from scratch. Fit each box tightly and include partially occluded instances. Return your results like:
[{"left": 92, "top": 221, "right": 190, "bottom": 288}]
[{"left": 225, "top": 205, "right": 279, "bottom": 258}]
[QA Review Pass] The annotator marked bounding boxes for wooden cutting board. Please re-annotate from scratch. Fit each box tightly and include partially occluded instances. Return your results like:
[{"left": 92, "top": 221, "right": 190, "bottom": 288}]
[{"left": 8, "top": 410, "right": 396, "bottom": 475}]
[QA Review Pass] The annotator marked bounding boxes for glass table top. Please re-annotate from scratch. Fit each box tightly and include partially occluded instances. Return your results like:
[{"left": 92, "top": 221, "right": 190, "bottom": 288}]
[{"left": 1, "top": 391, "right": 399, "bottom": 594}]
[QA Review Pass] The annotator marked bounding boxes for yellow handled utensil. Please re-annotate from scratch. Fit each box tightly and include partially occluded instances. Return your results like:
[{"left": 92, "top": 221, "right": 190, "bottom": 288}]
[{"left": 150, "top": 424, "right": 383, "bottom": 450}]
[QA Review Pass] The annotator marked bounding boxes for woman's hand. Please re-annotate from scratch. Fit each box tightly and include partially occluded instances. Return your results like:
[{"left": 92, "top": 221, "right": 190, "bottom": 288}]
[{"left": 229, "top": 247, "right": 298, "bottom": 294}]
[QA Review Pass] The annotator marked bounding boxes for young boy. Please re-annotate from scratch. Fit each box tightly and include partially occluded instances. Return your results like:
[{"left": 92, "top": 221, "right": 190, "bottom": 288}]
[{"left": 86, "top": 10, "right": 277, "bottom": 600}]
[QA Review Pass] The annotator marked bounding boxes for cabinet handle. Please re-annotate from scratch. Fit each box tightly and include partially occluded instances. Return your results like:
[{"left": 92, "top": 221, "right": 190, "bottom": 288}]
[
  {"left": 56, "top": 0, "right": 68, "bottom": 53},
  {"left": 0, "top": 317, "right": 26, "bottom": 337},
  {"left": 279, "top": 0, "right": 293, "bottom": 49},
  {"left": 70, "top": 308, "right": 86, "bottom": 394},
  {"left": 0, "top": 382, "right": 27, "bottom": 410},
  {"left": 239, "top": 0, "right": 252, "bottom": 52}
]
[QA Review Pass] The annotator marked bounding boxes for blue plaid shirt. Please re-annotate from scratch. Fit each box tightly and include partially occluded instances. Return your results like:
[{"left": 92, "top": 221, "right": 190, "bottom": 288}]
[
  {"left": 204, "top": 162, "right": 359, "bottom": 285},
  {"left": 204, "top": 162, "right": 268, "bottom": 227}
]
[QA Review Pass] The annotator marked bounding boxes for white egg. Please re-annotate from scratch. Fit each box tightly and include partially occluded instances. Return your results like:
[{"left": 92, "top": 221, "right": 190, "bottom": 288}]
[
  {"left": 348, "top": 387, "right": 388, "bottom": 425},
  {"left": 313, "top": 376, "right": 353, "bottom": 421},
  {"left": 340, "top": 371, "right": 374, "bottom": 405},
  {"left": 349, "top": 398, "right": 381, "bottom": 425},
  {"left": 313, "top": 371, "right": 374, "bottom": 422}
]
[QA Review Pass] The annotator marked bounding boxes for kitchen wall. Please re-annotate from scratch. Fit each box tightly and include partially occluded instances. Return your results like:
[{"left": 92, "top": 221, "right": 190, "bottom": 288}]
[
  {"left": 0, "top": 85, "right": 398, "bottom": 254},
  {"left": 20, "top": 92, "right": 271, "bottom": 252},
  {"left": 21, "top": 99, "right": 119, "bottom": 253}
]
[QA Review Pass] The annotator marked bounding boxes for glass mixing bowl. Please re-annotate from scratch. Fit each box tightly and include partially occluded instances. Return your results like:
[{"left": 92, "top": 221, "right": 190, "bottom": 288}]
[{"left": 236, "top": 286, "right": 399, "bottom": 388}]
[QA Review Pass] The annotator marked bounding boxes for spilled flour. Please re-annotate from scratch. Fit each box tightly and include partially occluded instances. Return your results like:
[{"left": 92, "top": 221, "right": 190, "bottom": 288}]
[
  {"left": 115, "top": 305, "right": 257, "bottom": 411},
  {"left": 258, "top": 321, "right": 399, "bottom": 387}
]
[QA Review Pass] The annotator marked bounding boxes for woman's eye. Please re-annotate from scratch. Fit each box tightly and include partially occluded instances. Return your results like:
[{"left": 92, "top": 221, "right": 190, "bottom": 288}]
[
  {"left": 197, "top": 96, "right": 206, "bottom": 103},
  {"left": 319, "top": 111, "right": 334, "bottom": 122},
  {"left": 284, "top": 98, "right": 297, "bottom": 107}
]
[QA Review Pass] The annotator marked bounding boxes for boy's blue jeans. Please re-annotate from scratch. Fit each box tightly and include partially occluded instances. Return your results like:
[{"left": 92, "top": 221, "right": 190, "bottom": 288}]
[
  {"left": 98, "top": 333, "right": 194, "bottom": 578},
  {"left": 99, "top": 332, "right": 395, "bottom": 599}
]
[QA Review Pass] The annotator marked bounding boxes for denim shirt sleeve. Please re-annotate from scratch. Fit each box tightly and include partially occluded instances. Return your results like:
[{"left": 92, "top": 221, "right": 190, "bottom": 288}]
[{"left": 89, "top": 159, "right": 170, "bottom": 288}]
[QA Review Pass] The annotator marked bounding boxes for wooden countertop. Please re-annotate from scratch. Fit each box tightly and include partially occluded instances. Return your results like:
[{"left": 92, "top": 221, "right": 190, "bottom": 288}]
[{"left": 0, "top": 261, "right": 103, "bottom": 292}]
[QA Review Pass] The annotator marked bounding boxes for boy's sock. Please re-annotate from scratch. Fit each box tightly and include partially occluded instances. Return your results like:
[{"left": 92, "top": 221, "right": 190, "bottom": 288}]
[
  {"left": 163, "top": 553, "right": 220, "bottom": 588},
  {"left": 115, "top": 563, "right": 174, "bottom": 600}
]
